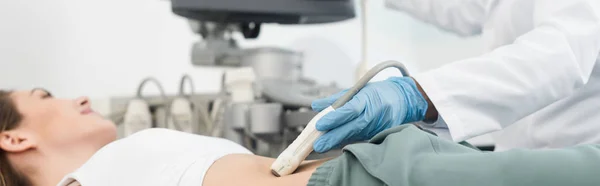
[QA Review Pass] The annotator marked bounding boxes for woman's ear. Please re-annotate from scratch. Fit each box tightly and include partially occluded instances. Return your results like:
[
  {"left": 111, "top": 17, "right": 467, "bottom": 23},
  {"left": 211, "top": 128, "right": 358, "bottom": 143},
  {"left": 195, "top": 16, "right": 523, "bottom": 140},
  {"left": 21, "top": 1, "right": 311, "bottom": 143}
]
[{"left": 0, "top": 131, "right": 35, "bottom": 153}]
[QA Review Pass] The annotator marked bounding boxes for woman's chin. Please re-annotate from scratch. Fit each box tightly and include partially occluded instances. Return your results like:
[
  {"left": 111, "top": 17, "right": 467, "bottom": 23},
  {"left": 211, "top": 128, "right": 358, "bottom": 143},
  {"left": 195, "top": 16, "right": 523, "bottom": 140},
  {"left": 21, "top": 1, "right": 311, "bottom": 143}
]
[{"left": 91, "top": 119, "right": 119, "bottom": 141}]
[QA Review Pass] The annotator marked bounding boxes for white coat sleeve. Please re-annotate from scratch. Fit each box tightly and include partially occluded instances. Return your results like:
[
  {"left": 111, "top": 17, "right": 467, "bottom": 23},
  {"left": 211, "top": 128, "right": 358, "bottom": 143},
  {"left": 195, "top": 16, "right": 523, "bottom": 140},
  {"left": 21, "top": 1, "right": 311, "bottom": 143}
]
[
  {"left": 413, "top": 0, "right": 600, "bottom": 142},
  {"left": 384, "top": 0, "right": 494, "bottom": 36}
]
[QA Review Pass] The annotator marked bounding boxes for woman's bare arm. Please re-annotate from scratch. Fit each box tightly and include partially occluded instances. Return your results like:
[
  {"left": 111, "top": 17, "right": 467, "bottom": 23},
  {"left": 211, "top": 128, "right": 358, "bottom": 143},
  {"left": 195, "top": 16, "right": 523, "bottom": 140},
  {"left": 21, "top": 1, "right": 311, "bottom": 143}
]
[{"left": 203, "top": 154, "right": 330, "bottom": 186}]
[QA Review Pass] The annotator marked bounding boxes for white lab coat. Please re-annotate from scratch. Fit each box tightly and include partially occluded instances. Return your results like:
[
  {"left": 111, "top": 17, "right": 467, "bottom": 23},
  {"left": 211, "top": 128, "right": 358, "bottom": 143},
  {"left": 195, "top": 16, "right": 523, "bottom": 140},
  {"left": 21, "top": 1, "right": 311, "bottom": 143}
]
[{"left": 385, "top": 0, "right": 600, "bottom": 150}]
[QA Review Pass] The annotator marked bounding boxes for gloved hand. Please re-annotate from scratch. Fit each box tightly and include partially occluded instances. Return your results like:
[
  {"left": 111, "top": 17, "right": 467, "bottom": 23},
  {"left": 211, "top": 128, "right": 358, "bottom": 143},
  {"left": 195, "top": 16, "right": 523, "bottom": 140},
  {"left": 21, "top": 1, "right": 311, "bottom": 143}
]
[{"left": 312, "top": 77, "right": 428, "bottom": 153}]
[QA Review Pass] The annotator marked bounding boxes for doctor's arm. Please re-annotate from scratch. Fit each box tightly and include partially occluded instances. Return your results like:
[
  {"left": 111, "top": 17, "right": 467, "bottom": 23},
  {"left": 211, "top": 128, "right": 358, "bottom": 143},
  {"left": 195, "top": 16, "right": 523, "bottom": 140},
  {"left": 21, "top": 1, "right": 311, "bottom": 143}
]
[
  {"left": 385, "top": 0, "right": 492, "bottom": 36},
  {"left": 414, "top": 0, "right": 600, "bottom": 142},
  {"left": 309, "top": 125, "right": 600, "bottom": 186}
]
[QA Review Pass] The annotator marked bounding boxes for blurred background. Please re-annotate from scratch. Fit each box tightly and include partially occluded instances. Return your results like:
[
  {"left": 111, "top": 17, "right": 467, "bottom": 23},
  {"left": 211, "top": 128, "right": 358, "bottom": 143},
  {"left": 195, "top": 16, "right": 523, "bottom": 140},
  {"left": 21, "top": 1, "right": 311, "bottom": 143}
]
[{"left": 0, "top": 0, "right": 483, "bottom": 98}]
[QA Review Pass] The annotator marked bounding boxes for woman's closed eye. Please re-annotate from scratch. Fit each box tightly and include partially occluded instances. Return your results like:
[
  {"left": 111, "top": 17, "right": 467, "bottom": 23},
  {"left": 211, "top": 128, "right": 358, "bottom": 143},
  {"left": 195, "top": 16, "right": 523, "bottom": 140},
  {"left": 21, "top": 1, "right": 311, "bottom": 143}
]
[
  {"left": 41, "top": 92, "right": 52, "bottom": 99},
  {"left": 31, "top": 88, "right": 53, "bottom": 99}
]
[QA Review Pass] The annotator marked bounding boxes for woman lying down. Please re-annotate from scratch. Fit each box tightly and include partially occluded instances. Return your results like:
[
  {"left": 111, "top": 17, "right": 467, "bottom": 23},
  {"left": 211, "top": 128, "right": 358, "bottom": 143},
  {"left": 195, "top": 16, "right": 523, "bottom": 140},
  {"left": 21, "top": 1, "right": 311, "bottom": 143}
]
[{"left": 1, "top": 89, "right": 600, "bottom": 186}]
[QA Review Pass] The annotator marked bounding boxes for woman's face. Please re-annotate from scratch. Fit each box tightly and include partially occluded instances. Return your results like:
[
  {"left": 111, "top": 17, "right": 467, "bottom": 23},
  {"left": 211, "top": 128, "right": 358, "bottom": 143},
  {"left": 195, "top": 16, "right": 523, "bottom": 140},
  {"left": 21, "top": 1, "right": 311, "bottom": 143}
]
[{"left": 7, "top": 89, "right": 116, "bottom": 151}]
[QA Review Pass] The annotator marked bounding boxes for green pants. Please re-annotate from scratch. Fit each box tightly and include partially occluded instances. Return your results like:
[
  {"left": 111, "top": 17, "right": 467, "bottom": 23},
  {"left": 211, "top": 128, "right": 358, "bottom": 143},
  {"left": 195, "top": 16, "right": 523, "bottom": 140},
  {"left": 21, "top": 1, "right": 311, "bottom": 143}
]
[{"left": 308, "top": 125, "right": 600, "bottom": 186}]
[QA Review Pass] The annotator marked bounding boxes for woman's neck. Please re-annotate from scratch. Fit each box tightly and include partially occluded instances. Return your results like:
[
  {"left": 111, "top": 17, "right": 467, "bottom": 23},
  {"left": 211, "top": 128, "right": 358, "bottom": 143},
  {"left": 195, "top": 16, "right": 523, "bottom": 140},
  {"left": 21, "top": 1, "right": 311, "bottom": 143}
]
[{"left": 12, "top": 146, "right": 98, "bottom": 186}]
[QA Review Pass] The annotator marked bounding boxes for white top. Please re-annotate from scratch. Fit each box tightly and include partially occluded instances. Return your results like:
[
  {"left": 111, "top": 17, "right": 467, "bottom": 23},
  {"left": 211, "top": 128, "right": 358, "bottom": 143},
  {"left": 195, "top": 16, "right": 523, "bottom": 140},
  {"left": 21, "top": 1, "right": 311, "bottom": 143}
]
[
  {"left": 387, "top": 0, "right": 600, "bottom": 150},
  {"left": 56, "top": 128, "right": 252, "bottom": 186}
]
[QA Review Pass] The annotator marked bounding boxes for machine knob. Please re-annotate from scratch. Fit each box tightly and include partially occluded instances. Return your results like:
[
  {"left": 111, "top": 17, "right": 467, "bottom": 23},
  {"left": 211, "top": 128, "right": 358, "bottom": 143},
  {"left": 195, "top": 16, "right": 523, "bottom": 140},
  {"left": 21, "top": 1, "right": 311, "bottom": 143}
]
[{"left": 241, "top": 22, "right": 261, "bottom": 39}]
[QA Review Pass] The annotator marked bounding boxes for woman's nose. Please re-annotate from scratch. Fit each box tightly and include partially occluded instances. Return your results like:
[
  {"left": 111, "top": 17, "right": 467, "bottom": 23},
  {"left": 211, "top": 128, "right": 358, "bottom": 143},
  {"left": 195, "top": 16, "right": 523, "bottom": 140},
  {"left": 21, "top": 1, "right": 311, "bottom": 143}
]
[{"left": 75, "top": 96, "right": 91, "bottom": 107}]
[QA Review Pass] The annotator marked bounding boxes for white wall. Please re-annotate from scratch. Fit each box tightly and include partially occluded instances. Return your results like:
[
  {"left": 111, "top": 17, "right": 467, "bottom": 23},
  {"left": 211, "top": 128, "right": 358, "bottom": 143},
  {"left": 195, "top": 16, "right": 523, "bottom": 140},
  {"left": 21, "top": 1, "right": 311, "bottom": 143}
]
[{"left": 0, "top": 0, "right": 483, "bottom": 99}]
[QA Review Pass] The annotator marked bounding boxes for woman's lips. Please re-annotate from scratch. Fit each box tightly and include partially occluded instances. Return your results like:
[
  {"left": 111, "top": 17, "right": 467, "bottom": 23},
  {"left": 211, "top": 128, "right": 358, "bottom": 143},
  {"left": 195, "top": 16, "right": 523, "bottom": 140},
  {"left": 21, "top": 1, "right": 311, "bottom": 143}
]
[{"left": 81, "top": 108, "right": 95, "bottom": 115}]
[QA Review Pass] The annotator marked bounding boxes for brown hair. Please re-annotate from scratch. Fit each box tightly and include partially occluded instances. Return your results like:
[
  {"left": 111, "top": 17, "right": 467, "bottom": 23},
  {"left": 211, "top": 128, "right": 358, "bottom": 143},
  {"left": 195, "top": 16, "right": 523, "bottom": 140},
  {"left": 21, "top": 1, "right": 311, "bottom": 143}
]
[{"left": 0, "top": 91, "right": 30, "bottom": 186}]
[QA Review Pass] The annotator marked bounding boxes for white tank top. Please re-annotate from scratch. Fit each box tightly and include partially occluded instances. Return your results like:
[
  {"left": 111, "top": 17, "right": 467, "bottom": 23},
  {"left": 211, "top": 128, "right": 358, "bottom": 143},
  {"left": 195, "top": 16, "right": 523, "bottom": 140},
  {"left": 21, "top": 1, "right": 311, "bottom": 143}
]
[{"left": 56, "top": 128, "right": 252, "bottom": 186}]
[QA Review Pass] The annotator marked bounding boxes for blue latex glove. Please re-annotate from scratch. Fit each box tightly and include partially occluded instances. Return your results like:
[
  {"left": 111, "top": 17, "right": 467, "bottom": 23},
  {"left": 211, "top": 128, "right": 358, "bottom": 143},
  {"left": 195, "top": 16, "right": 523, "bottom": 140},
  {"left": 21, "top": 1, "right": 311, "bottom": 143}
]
[{"left": 311, "top": 77, "right": 429, "bottom": 153}]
